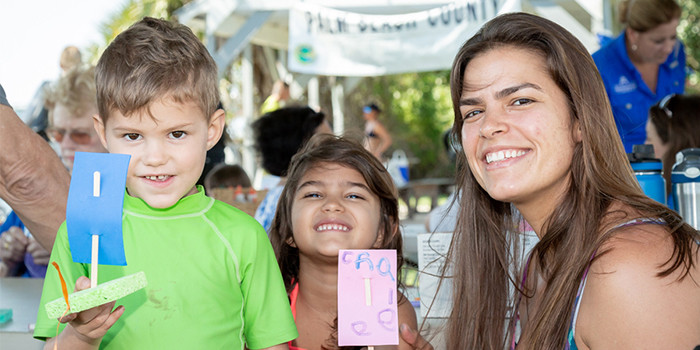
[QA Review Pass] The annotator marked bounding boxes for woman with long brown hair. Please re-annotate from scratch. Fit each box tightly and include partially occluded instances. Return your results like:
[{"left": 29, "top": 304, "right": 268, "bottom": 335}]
[{"left": 430, "top": 12, "right": 700, "bottom": 349}]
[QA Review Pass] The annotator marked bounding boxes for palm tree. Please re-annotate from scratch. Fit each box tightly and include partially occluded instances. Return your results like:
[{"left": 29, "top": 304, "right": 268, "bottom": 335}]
[{"left": 85, "top": 0, "right": 190, "bottom": 65}]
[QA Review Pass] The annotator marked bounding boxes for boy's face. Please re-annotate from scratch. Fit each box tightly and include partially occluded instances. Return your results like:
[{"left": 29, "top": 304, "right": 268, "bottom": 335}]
[{"left": 94, "top": 99, "right": 224, "bottom": 209}]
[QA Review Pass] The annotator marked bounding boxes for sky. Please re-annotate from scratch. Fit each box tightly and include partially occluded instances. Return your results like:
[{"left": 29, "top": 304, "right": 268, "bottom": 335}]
[{"left": 0, "top": 0, "right": 128, "bottom": 112}]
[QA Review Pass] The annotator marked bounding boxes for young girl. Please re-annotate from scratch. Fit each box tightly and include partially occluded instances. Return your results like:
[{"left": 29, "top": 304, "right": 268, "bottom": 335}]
[{"left": 269, "top": 134, "right": 418, "bottom": 350}]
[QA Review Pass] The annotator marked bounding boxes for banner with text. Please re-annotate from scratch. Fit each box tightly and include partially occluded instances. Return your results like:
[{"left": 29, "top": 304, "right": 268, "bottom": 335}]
[{"left": 288, "top": 0, "right": 521, "bottom": 76}]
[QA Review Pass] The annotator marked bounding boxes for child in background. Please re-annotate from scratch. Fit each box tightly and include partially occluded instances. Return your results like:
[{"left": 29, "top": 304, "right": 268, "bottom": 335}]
[
  {"left": 646, "top": 94, "right": 700, "bottom": 208},
  {"left": 269, "top": 134, "right": 418, "bottom": 350},
  {"left": 204, "top": 163, "right": 252, "bottom": 194},
  {"left": 33, "top": 17, "right": 297, "bottom": 350},
  {"left": 205, "top": 163, "right": 263, "bottom": 216},
  {"left": 251, "top": 106, "right": 332, "bottom": 232}
]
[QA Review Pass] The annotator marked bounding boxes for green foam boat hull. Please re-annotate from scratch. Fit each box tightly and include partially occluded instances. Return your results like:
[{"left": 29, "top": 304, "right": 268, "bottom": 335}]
[{"left": 46, "top": 271, "right": 147, "bottom": 319}]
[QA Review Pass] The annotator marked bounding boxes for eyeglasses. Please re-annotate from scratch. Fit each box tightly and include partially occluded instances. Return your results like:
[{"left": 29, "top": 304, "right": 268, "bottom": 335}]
[
  {"left": 657, "top": 93, "right": 676, "bottom": 118},
  {"left": 46, "top": 127, "right": 94, "bottom": 145}
]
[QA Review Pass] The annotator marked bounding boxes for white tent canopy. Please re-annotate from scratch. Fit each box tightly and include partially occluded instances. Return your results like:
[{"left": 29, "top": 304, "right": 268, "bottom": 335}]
[
  {"left": 175, "top": 0, "right": 608, "bottom": 177},
  {"left": 176, "top": 0, "right": 605, "bottom": 77},
  {"left": 287, "top": 0, "right": 522, "bottom": 76}
]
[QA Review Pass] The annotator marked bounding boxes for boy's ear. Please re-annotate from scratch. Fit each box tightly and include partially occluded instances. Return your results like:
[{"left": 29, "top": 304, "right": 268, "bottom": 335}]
[
  {"left": 93, "top": 114, "right": 109, "bottom": 149},
  {"left": 206, "top": 108, "right": 226, "bottom": 150}
]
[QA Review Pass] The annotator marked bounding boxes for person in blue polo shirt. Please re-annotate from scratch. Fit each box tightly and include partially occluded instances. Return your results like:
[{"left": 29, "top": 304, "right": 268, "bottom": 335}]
[{"left": 592, "top": 0, "right": 686, "bottom": 153}]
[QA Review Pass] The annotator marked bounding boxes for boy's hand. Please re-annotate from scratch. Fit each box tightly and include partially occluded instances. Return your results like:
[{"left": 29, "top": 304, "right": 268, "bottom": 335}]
[{"left": 58, "top": 276, "right": 125, "bottom": 344}]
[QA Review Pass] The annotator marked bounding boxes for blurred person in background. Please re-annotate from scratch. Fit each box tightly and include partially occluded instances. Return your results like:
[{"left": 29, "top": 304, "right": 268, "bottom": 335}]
[
  {"left": 45, "top": 64, "right": 106, "bottom": 170},
  {"left": 59, "top": 46, "right": 82, "bottom": 73},
  {"left": 0, "top": 64, "right": 105, "bottom": 277},
  {"left": 251, "top": 106, "right": 331, "bottom": 232},
  {"left": 362, "top": 102, "right": 393, "bottom": 160},
  {"left": 592, "top": 0, "right": 686, "bottom": 153},
  {"left": 0, "top": 84, "right": 69, "bottom": 275},
  {"left": 24, "top": 45, "right": 83, "bottom": 140},
  {"left": 646, "top": 93, "right": 700, "bottom": 208},
  {"left": 260, "top": 80, "right": 290, "bottom": 114},
  {"left": 197, "top": 102, "right": 228, "bottom": 188},
  {"left": 204, "top": 163, "right": 252, "bottom": 195},
  {"left": 425, "top": 130, "right": 459, "bottom": 233}
]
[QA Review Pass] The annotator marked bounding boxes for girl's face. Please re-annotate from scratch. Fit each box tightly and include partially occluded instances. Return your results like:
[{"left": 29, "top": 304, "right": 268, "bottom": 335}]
[
  {"left": 628, "top": 19, "right": 679, "bottom": 65},
  {"left": 458, "top": 46, "right": 580, "bottom": 226},
  {"left": 290, "top": 162, "right": 383, "bottom": 260}
]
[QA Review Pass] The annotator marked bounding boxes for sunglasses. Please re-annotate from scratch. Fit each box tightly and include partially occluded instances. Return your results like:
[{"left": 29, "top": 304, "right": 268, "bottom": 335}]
[
  {"left": 47, "top": 128, "right": 94, "bottom": 145},
  {"left": 657, "top": 93, "right": 676, "bottom": 118}
]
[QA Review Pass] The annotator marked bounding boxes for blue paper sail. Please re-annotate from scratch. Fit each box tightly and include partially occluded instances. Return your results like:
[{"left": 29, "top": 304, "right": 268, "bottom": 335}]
[{"left": 66, "top": 152, "right": 130, "bottom": 266}]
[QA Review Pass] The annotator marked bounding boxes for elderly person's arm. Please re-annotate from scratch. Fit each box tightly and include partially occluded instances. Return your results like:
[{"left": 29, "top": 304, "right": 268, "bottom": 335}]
[{"left": 0, "top": 84, "right": 69, "bottom": 251}]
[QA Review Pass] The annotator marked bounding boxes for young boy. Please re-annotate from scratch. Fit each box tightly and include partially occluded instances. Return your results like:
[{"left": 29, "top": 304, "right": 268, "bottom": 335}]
[{"left": 33, "top": 17, "right": 297, "bottom": 350}]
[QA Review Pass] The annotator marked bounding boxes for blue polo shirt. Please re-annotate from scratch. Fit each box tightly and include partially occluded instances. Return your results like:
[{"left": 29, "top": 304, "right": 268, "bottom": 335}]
[{"left": 592, "top": 31, "right": 686, "bottom": 153}]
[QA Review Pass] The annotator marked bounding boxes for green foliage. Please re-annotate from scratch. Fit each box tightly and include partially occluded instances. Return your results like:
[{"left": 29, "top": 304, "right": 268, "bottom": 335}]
[
  {"left": 679, "top": 0, "right": 700, "bottom": 93},
  {"left": 347, "top": 71, "right": 455, "bottom": 179},
  {"left": 85, "top": 0, "right": 190, "bottom": 65}
]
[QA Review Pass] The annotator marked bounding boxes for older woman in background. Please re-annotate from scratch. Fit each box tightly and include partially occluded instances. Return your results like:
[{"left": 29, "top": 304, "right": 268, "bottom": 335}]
[
  {"left": 0, "top": 65, "right": 106, "bottom": 277},
  {"left": 593, "top": 0, "right": 686, "bottom": 153},
  {"left": 44, "top": 64, "right": 107, "bottom": 171}
]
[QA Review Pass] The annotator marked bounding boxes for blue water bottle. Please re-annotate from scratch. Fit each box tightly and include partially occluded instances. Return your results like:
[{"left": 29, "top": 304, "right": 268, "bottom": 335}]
[{"left": 628, "top": 144, "right": 666, "bottom": 205}]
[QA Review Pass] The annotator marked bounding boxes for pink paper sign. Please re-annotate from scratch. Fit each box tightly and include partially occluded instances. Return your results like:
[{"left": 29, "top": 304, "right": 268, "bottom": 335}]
[{"left": 338, "top": 249, "right": 398, "bottom": 346}]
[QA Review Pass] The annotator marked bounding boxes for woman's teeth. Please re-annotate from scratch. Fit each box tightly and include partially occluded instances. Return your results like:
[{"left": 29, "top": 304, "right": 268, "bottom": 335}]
[{"left": 486, "top": 150, "right": 526, "bottom": 164}]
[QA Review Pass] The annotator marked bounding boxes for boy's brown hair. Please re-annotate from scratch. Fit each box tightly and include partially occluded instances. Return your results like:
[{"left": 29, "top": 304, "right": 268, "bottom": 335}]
[{"left": 96, "top": 17, "right": 219, "bottom": 122}]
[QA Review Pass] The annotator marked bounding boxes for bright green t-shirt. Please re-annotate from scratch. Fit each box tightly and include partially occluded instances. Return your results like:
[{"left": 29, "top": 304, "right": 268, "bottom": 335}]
[{"left": 34, "top": 186, "right": 297, "bottom": 349}]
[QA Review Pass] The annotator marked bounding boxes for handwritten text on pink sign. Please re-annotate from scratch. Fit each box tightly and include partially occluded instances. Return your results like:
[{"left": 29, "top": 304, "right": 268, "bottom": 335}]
[{"left": 337, "top": 249, "right": 398, "bottom": 346}]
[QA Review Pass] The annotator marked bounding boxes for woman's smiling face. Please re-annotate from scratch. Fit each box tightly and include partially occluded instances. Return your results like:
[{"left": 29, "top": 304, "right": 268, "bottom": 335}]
[{"left": 458, "top": 46, "right": 580, "bottom": 225}]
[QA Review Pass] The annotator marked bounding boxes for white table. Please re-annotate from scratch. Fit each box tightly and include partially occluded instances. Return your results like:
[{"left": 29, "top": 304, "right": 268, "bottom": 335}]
[{"left": 0, "top": 277, "right": 45, "bottom": 349}]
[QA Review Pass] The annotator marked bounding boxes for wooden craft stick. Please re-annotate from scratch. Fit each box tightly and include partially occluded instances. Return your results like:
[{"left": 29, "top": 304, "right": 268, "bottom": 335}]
[
  {"left": 365, "top": 278, "right": 374, "bottom": 350},
  {"left": 364, "top": 278, "right": 372, "bottom": 306},
  {"left": 93, "top": 171, "right": 100, "bottom": 197},
  {"left": 91, "top": 171, "right": 100, "bottom": 288},
  {"left": 91, "top": 235, "right": 98, "bottom": 288}
]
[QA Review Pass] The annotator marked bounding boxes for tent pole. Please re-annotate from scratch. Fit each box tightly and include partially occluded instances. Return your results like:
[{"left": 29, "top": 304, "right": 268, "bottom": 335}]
[
  {"left": 241, "top": 45, "right": 257, "bottom": 180},
  {"left": 308, "top": 77, "right": 320, "bottom": 111},
  {"left": 331, "top": 77, "right": 345, "bottom": 136}
]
